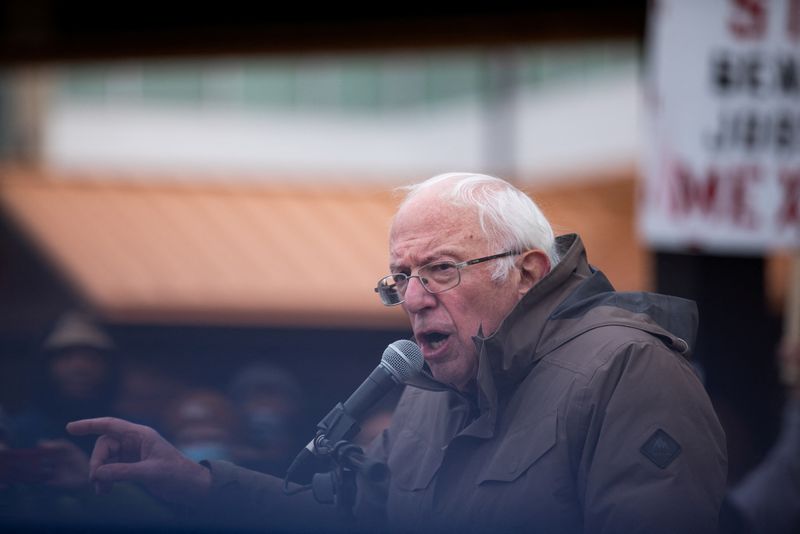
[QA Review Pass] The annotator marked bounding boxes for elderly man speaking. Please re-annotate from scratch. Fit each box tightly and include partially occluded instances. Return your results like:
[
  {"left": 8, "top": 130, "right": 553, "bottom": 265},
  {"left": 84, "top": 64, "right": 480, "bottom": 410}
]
[{"left": 68, "top": 173, "right": 726, "bottom": 533}]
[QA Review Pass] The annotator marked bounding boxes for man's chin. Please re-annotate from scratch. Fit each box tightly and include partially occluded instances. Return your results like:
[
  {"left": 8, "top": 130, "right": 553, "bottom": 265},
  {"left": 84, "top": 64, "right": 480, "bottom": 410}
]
[{"left": 429, "top": 362, "right": 473, "bottom": 392}]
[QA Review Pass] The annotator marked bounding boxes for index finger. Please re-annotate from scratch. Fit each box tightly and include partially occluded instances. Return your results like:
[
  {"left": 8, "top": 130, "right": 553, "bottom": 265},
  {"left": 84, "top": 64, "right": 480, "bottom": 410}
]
[{"left": 66, "top": 417, "right": 142, "bottom": 437}]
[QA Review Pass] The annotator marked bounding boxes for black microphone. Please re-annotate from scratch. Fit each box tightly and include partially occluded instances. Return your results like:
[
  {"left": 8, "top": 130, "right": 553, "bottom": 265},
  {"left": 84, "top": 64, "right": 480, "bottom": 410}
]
[{"left": 285, "top": 339, "right": 423, "bottom": 484}]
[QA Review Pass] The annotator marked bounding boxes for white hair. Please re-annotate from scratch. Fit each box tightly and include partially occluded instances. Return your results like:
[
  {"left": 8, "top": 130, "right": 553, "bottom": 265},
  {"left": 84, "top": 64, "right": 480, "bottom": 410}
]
[{"left": 397, "top": 172, "right": 559, "bottom": 281}]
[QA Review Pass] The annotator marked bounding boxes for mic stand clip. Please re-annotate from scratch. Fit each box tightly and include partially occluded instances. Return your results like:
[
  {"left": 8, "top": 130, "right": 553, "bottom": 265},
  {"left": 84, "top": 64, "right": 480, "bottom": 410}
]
[{"left": 310, "top": 433, "right": 389, "bottom": 521}]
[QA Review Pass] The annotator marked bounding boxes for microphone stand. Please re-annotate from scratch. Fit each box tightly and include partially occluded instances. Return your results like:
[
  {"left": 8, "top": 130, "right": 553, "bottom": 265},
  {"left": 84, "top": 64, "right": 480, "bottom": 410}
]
[
  {"left": 284, "top": 402, "right": 389, "bottom": 521},
  {"left": 309, "top": 434, "right": 389, "bottom": 521}
]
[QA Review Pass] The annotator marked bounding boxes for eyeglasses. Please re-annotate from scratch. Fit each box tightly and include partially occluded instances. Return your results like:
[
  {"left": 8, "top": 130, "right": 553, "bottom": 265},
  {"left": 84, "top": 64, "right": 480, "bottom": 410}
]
[{"left": 374, "top": 250, "right": 520, "bottom": 306}]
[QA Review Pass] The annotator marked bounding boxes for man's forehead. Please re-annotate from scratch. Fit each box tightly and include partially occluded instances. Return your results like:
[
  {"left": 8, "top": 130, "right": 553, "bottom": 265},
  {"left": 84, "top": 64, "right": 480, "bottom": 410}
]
[
  {"left": 391, "top": 193, "right": 476, "bottom": 234},
  {"left": 389, "top": 198, "right": 485, "bottom": 266}
]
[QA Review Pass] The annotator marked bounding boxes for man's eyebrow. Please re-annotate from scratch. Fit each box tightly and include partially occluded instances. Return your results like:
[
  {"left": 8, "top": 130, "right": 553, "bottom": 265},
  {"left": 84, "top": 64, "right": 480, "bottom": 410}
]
[
  {"left": 422, "top": 248, "right": 462, "bottom": 263},
  {"left": 389, "top": 248, "right": 463, "bottom": 272}
]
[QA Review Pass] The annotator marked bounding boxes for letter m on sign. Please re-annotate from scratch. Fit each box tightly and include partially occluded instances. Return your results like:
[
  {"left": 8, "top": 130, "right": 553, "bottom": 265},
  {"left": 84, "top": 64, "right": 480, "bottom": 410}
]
[{"left": 670, "top": 162, "right": 720, "bottom": 216}]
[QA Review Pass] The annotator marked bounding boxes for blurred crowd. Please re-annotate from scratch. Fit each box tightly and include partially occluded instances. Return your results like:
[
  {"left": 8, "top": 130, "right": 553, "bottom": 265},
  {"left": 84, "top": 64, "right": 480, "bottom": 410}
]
[
  {"left": 0, "top": 309, "right": 797, "bottom": 532},
  {"left": 0, "top": 310, "right": 399, "bottom": 529}
]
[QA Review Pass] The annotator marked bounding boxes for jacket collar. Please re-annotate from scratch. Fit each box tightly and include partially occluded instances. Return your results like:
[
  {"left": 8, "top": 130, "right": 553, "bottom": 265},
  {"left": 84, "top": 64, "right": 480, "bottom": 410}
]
[
  {"left": 475, "top": 233, "right": 591, "bottom": 391},
  {"left": 455, "top": 234, "right": 591, "bottom": 439}
]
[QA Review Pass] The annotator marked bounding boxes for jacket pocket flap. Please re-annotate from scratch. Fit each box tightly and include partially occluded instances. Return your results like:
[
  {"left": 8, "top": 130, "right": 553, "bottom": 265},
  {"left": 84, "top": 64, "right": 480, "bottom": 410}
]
[
  {"left": 477, "top": 411, "right": 558, "bottom": 484},
  {"left": 388, "top": 428, "right": 445, "bottom": 491}
]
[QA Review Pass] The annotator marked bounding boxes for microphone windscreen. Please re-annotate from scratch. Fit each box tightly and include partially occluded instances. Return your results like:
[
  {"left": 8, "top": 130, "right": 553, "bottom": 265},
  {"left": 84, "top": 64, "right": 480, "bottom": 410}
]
[{"left": 381, "top": 340, "right": 424, "bottom": 383}]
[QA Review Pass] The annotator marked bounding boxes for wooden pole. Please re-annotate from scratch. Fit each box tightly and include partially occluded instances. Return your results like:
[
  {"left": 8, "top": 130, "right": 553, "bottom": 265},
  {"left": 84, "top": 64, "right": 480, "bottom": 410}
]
[{"left": 782, "top": 253, "right": 800, "bottom": 386}]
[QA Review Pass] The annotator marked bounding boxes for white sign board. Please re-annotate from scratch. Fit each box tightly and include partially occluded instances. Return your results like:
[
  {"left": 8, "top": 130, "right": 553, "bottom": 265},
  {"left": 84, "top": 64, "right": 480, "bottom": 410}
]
[{"left": 640, "top": 0, "right": 800, "bottom": 253}]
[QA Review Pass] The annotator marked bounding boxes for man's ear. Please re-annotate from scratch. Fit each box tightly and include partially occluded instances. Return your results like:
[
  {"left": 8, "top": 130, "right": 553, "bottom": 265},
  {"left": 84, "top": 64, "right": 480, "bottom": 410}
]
[{"left": 517, "top": 249, "right": 551, "bottom": 295}]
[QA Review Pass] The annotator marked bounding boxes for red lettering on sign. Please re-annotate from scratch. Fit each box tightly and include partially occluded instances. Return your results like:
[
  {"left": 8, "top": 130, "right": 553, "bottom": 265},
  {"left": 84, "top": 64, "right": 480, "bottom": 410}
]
[
  {"left": 777, "top": 168, "right": 800, "bottom": 228},
  {"left": 729, "top": 166, "right": 762, "bottom": 228},
  {"left": 729, "top": 0, "right": 767, "bottom": 39},
  {"left": 789, "top": 0, "right": 800, "bottom": 40},
  {"left": 671, "top": 162, "right": 720, "bottom": 215},
  {"left": 670, "top": 162, "right": 762, "bottom": 228}
]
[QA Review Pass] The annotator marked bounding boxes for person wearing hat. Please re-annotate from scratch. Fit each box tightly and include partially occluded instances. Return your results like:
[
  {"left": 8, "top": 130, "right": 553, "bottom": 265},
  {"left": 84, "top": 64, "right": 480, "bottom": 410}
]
[{"left": 10, "top": 310, "right": 118, "bottom": 456}]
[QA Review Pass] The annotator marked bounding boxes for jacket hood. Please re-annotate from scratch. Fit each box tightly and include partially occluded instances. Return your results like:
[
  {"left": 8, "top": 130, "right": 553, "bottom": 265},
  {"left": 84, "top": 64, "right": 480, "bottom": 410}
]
[{"left": 477, "top": 234, "right": 697, "bottom": 394}]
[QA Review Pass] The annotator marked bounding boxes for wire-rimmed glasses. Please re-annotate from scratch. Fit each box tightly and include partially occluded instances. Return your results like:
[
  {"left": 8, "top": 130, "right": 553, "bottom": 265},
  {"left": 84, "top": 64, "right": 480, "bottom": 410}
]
[{"left": 374, "top": 250, "right": 520, "bottom": 306}]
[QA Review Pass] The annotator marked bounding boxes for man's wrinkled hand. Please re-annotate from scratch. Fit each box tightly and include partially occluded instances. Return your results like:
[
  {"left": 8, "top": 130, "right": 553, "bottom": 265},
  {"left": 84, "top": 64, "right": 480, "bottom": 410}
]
[{"left": 66, "top": 417, "right": 212, "bottom": 505}]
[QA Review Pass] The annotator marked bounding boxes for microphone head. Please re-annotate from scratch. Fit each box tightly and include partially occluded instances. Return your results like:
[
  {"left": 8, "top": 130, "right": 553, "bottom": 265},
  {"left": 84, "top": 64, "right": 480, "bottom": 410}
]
[{"left": 381, "top": 340, "right": 424, "bottom": 383}]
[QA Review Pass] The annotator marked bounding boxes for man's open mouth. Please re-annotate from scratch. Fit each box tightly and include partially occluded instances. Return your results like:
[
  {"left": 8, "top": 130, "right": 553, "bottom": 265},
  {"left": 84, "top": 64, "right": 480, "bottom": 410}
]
[{"left": 421, "top": 332, "right": 450, "bottom": 351}]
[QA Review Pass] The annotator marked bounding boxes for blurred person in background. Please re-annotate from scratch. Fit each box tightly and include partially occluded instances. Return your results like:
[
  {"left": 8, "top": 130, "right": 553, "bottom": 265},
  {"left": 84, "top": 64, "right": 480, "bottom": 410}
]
[
  {"left": 227, "top": 363, "right": 305, "bottom": 475},
  {"left": 114, "top": 359, "right": 188, "bottom": 435},
  {"left": 720, "top": 339, "right": 800, "bottom": 534},
  {"left": 162, "top": 388, "right": 243, "bottom": 464},
  {"left": 10, "top": 310, "right": 119, "bottom": 456},
  {"left": 3, "top": 310, "right": 116, "bottom": 506}
]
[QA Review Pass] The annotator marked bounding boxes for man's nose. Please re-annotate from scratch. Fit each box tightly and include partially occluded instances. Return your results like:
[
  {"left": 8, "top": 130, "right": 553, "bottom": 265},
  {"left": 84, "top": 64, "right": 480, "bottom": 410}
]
[{"left": 403, "top": 276, "right": 436, "bottom": 313}]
